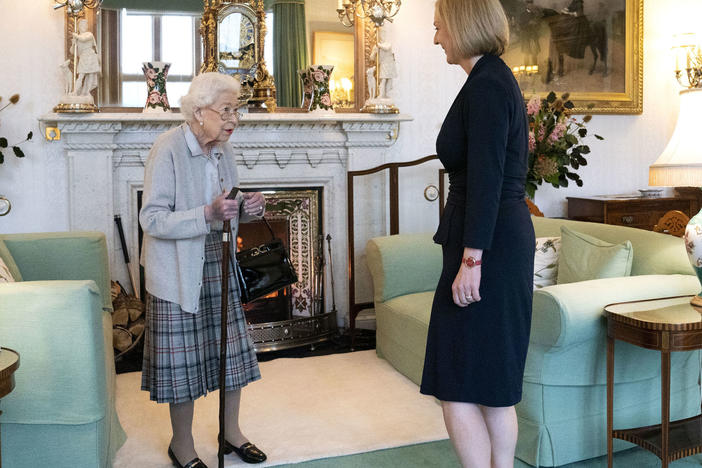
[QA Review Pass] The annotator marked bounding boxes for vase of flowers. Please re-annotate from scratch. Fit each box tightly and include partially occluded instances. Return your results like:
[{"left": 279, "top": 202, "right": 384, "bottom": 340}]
[
  {"left": 307, "top": 64, "right": 334, "bottom": 112},
  {"left": 142, "top": 61, "right": 171, "bottom": 113},
  {"left": 525, "top": 91, "right": 603, "bottom": 199}
]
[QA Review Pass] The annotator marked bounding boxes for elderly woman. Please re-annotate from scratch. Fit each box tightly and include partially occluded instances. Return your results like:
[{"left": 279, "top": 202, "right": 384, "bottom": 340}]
[
  {"left": 422, "top": 0, "right": 534, "bottom": 467},
  {"left": 140, "top": 72, "right": 267, "bottom": 468}
]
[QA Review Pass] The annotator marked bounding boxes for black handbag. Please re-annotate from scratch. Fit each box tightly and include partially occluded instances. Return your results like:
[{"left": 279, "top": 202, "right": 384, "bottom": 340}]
[{"left": 234, "top": 217, "right": 298, "bottom": 304}]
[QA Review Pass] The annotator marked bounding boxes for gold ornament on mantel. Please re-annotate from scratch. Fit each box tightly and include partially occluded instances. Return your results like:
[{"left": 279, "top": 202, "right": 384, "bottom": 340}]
[
  {"left": 53, "top": 0, "right": 103, "bottom": 113},
  {"left": 201, "top": 0, "right": 276, "bottom": 112},
  {"left": 337, "top": 0, "right": 401, "bottom": 114}
]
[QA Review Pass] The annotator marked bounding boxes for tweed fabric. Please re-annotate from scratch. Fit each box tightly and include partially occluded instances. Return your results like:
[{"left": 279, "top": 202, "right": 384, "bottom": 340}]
[{"left": 141, "top": 232, "right": 260, "bottom": 404}]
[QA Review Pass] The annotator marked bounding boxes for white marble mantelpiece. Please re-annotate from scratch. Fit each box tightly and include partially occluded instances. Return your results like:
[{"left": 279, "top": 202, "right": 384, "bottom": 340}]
[{"left": 38, "top": 111, "right": 411, "bottom": 327}]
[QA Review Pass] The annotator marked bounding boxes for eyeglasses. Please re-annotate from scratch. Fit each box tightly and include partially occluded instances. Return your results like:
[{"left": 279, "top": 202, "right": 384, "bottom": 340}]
[{"left": 207, "top": 106, "right": 242, "bottom": 122}]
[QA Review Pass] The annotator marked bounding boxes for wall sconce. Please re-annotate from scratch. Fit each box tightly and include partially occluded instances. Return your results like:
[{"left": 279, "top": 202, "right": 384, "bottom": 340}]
[
  {"left": 673, "top": 33, "right": 702, "bottom": 89},
  {"left": 336, "top": 0, "right": 401, "bottom": 28}
]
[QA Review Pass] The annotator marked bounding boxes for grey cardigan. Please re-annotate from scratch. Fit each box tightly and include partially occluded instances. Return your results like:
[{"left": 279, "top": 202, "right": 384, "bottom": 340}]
[{"left": 139, "top": 123, "right": 259, "bottom": 313}]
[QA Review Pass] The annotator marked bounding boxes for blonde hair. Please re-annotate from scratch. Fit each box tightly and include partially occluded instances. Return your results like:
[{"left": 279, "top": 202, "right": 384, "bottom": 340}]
[
  {"left": 435, "top": 0, "right": 509, "bottom": 58},
  {"left": 180, "top": 72, "right": 241, "bottom": 122}
]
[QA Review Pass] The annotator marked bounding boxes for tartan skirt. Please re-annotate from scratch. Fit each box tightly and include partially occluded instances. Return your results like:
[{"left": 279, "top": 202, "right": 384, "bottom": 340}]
[{"left": 141, "top": 231, "right": 261, "bottom": 404}]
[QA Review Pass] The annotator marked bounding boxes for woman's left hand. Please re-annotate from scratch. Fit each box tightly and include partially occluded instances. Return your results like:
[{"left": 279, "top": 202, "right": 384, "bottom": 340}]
[{"left": 242, "top": 191, "right": 266, "bottom": 216}]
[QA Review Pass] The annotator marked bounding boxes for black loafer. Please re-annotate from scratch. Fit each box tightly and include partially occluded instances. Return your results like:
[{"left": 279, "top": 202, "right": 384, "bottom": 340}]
[
  {"left": 168, "top": 445, "right": 208, "bottom": 468},
  {"left": 223, "top": 440, "right": 267, "bottom": 464}
]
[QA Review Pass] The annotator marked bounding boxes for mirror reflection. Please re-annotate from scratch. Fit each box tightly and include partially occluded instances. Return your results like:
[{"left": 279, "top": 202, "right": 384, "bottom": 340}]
[
  {"left": 97, "top": 1, "right": 355, "bottom": 110},
  {"left": 218, "top": 13, "right": 256, "bottom": 74}
]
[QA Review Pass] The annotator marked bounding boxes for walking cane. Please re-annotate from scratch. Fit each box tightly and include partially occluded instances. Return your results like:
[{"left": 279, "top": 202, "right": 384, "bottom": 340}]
[{"left": 218, "top": 187, "right": 239, "bottom": 468}]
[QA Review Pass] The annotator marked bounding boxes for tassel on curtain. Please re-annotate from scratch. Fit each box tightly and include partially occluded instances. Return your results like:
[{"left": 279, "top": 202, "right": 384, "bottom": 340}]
[{"left": 270, "top": 0, "right": 308, "bottom": 108}]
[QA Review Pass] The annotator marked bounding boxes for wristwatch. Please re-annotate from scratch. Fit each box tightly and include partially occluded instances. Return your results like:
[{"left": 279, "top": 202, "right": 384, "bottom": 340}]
[{"left": 462, "top": 256, "right": 482, "bottom": 268}]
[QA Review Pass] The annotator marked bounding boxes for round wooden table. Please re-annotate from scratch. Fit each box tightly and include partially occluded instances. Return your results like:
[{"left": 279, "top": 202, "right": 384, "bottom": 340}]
[
  {"left": 605, "top": 296, "right": 702, "bottom": 468},
  {"left": 0, "top": 348, "right": 19, "bottom": 468}
]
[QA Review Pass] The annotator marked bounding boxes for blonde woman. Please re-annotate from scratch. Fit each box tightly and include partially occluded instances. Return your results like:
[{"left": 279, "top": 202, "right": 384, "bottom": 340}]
[
  {"left": 140, "top": 72, "right": 267, "bottom": 468},
  {"left": 421, "top": 1, "right": 534, "bottom": 467}
]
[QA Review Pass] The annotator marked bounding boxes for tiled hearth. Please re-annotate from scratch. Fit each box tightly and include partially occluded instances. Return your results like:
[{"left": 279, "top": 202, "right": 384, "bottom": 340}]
[{"left": 38, "top": 112, "right": 410, "bottom": 328}]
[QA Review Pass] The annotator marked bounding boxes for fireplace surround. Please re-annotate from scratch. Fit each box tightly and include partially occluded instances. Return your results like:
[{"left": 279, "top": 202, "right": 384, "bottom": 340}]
[{"left": 38, "top": 111, "right": 410, "bottom": 334}]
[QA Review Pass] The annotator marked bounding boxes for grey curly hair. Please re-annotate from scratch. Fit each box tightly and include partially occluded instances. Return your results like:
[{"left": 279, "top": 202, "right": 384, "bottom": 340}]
[{"left": 180, "top": 72, "right": 241, "bottom": 122}]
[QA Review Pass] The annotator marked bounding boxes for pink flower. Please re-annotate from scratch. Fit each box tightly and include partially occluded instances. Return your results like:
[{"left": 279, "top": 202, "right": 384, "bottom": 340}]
[
  {"left": 161, "top": 94, "right": 170, "bottom": 107},
  {"left": 147, "top": 79, "right": 156, "bottom": 89},
  {"left": 549, "top": 122, "right": 567, "bottom": 143},
  {"left": 313, "top": 70, "right": 326, "bottom": 82},
  {"left": 320, "top": 93, "right": 331, "bottom": 106},
  {"left": 526, "top": 96, "right": 540, "bottom": 115},
  {"left": 528, "top": 132, "right": 536, "bottom": 152},
  {"left": 148, "top": 91, "right": 161, "bottom": 105},
  {"left": 537, "top": 125, "right": 546, "bottom": 141},
  {"left": 146, "top": 68, "right": 157, "bottom": 80}
]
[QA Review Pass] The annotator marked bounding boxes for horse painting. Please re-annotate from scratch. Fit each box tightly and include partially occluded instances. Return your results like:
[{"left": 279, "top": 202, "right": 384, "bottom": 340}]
[
  {"left": 503, "top": 0, "right": 609, "bottom": 84},
  {"left": 542, "top": 0, "right": 608, "bottom": 83}
]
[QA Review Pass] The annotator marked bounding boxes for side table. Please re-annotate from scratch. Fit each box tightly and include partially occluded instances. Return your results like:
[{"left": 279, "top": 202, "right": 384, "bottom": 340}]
[
  {"left": 605, "top": 296, "right": 702, "bottom": 468},
  {"left": 0, "top": 348, "right": 19, "bottom": 468}
]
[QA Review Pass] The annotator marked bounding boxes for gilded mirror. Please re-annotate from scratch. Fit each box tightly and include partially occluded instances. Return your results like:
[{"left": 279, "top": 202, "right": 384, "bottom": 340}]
[
  {"left": 65, "top": 2, "right": 374, "bottom": 111},
  {"left": 202, "top": 0, "right": 276, "bottom": 110}
]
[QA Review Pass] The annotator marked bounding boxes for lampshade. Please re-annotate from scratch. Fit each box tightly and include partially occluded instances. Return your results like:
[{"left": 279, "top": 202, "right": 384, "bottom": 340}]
[{"left": 649, "top": 88, "right": 702, "bottom": 187}]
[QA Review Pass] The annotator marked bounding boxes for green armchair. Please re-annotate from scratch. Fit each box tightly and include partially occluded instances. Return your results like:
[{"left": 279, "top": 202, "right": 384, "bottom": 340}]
[{"left": 0, "top": 231, "right": 126, "bottom": 468}]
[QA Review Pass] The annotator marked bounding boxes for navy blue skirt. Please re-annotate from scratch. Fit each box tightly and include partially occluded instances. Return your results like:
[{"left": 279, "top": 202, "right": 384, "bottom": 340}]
[{"left": 420, "top": 200, "right": 534, "bottom": 406}]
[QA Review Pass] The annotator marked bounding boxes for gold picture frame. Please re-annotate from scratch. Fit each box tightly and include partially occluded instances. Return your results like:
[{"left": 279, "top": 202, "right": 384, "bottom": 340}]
[{"left": 500, "top": 0, "right": 642, "bottom": 114}]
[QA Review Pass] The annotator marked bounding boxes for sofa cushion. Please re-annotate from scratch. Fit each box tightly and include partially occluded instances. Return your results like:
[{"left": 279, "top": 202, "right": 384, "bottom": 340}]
[
  {"left": 532, "top": 216, "right": 692, "bottom": 276},
  {"left": 0, "top": 239, "right": 22, "bottom": 282},
  {"left": 557, "top": 226, "right": 633, "bottom": 284},
  {"left": 1, "top": 232, "right": 112, "bottom": 312},
  {"left": 366, "top": 234, "right": 441, "bottom": 303},
  {"left": 534, "top": 237, "right": 560, "bottom": 289},
  {"left": 375, "top": 291, "right": 434, "bottom": 385}
]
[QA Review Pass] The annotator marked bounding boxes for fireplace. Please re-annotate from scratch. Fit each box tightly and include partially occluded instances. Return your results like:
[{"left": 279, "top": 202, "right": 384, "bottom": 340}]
[
  {"left": 39, "top": 111, "right": 410, "bottom": 335},
  {"left": 138, "top": 187, "right": 336, "bottom": 352},
  {"left": 237, "top": 188, "right": 337, "bottom": 352}
]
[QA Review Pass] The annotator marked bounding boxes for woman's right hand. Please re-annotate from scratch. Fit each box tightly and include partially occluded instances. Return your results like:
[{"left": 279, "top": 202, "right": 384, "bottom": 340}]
[{"left": 205, "top": 191, "right": 239, "bottom": 222}]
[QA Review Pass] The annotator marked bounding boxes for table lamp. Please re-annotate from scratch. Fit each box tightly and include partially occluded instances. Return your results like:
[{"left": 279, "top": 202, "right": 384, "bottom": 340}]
[{"left": 649, "top": 33, "right": 702, "bottom": 306}]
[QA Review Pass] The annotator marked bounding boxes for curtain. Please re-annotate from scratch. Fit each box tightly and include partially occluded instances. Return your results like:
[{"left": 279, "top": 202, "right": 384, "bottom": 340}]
[{"left": 271, "top": 0, "right": 307, "bottom": 108}]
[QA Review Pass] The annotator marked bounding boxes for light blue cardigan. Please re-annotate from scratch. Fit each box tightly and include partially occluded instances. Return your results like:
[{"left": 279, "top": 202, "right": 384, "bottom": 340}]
[{"left": 139, "top": 123, "right": 259, "bottom": 313}]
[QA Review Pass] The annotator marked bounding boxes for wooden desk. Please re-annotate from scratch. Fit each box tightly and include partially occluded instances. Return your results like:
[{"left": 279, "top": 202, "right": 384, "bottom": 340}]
[
  {"left": 0, "top": 348, "right": 19, "bottom": 468},
  {"left": 567, "top": 196, "right": 694, "bottom": 231},
  {"left": 605, "top": 296, "right": 702, "bottom": 468}
]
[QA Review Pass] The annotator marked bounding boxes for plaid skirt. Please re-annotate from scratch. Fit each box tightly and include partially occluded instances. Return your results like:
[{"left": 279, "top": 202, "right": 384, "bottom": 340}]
[{"left": 141, "top": 231, "right": 261, "bottom": 404}]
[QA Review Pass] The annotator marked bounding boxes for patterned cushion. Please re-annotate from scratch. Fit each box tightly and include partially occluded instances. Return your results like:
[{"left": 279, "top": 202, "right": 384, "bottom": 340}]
[
  {"left": 0, "top": 256, "right": 15, "bottom": 283},
  {"left": 0, "top": 239, "right": 21, "bottom": 282},
  {"left": 534, "top": 237, "right": 561, "bottom": 290}
]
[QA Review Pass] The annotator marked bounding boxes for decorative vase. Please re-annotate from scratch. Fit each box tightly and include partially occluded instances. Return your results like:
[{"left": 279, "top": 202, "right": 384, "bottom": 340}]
[
  {"left": 307, "top": 64, "right": 334, "bottom": 112},
  {"left": 298, "top": 68, "right": 314, "bottom": 110},
  {"left": 684, "top": 210, "right": 702, "bottom": 307},
  {"left": 142, "top": 61, "right": 171, "bottom": 113}
]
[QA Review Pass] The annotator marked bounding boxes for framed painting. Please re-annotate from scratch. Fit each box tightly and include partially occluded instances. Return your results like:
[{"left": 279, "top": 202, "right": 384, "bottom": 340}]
[{"left": 500, "top": 0, "right": 643, "bottom": 114}]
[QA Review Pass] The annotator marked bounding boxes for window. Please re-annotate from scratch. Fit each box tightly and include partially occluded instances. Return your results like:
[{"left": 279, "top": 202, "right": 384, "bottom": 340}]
[{"left": 106, "top": 9, "right": 202, "bottom": 107}]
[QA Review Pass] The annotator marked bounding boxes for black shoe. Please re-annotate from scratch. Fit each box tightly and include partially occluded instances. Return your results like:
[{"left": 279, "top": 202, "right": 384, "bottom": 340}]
[
  {"left": 223, "top": 440, "right": 267, "bottom": 464},
  {"left": 168, "top": 445, "right": 208, "bottom": 468}
]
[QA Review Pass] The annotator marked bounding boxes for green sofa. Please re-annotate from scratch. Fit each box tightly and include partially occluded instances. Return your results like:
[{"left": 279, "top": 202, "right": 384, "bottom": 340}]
[
  {"left": 366, "top": 216, "right": 701, "bottom": 467},
  {"left": 0, "top": 232, "right": 126, "bottom": 468}
]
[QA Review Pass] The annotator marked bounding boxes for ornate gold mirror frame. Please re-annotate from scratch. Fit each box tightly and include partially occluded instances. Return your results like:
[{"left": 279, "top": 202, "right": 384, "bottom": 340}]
[
  {"left": 63, "top": 3, "right": 375, "bottom": 112},
  {"left": 201, "top": 0, "right": 276, "bottom": 111}
]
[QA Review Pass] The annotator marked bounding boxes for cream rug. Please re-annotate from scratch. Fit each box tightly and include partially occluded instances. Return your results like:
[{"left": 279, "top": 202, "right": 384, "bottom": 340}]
[{"left": 113, "top": 350, "right": 448, "bottom": 467}]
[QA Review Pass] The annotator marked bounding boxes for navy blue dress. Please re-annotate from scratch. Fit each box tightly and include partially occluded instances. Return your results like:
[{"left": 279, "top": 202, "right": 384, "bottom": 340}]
[{"left": 420, "top": 55, "right": 535, "bottom": 407}]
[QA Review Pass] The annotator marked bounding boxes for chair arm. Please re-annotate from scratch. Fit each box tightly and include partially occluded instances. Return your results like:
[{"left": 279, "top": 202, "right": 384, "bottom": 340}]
[
  {"left": 0, "top": 280, "right": 109, "bottom": 425},
  {"left": 366, "top": 233, "right": 442, "bottom": 303},
  {"left": 531, "top": 274, "right": 700, "bottom": 350},
  {"left": 1, "top": 231, "right": 112, "bottom": 312}
]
